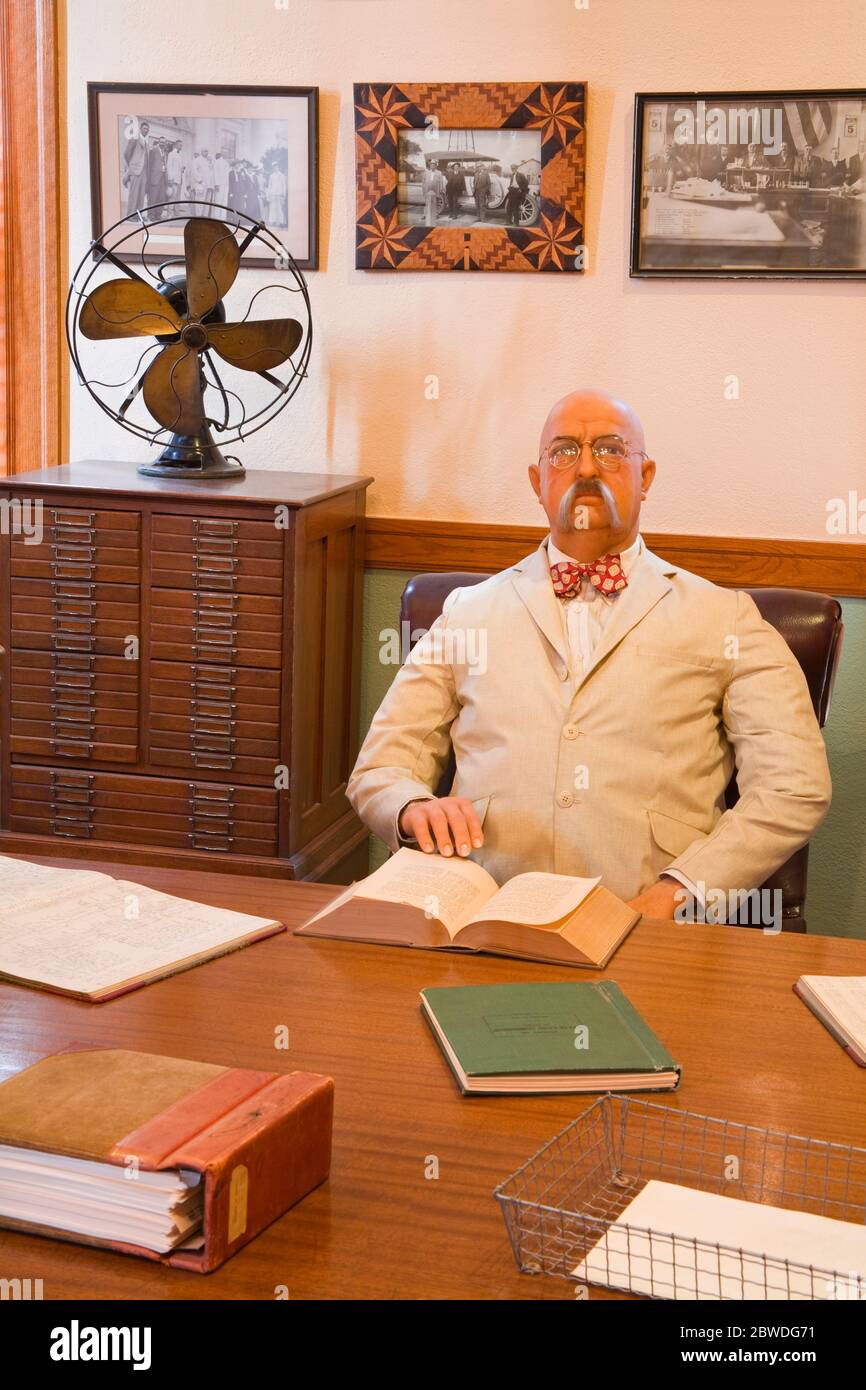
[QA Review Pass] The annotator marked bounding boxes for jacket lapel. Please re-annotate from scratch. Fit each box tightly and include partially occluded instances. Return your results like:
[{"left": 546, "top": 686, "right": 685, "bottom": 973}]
[
  {"left": 510, "top": 541, "right": 569, "bottom": 670},
  {"left": 575, "top": 546, "right": 675, "bottom": 690},
  {"left": 509, "top": 540, "right": 678, "bottom": 686}
]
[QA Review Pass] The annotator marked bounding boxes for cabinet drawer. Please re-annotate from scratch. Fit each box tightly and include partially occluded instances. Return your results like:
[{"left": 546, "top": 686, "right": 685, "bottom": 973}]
[
  {"left": 150, "top": 633, "right": 281, "bottom": 668},
  {"left": 149, "top": 727, "right": 279, "bottom": 758},
  {"left": 150, "top": 691, "right": 279, "bottom": 731},
  {"left": 9, "top": 765, "right": 279, "bottom": 855},
  {"left": 148, "top": 660, "right": 281, "bottom": 706},
  {"left": 152, "top": 588, "right": 282, "bottom": 628},
  {"left": 150, "top": 552, "right": 283, "bottom": 596},
  {"left": 11, "top": 577, "right": 138, "bottom": 605},
  {"left": 12, "top": 683, "right": 138, "bottom": 713},
  {"left": 152, "top": 514, "right": 283, "bottom": 550},
  {"left": 11, "top": 701, "right": 138, "bottom": 729},
  {"left": 11, "top": 611, "right": 139, "bottom": 657},
  {"left": 11, "top": 650, "right": 140, "bottom": 697},
  {"left": 10, "top": 735, "right": 138, "bottom": 763},
  {"left": 42, "top": 506, "right": 140, "bottom": 532},
  {"left": 11, "top": 551, "right": 140, "bottom": 585},
  {"left": 149, "top": 746, "right": 278, "bottom": 779}
]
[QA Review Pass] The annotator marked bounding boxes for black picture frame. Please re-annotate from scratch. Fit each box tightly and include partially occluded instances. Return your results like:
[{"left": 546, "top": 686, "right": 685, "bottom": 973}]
[
  {"left": 87, "top": 81, "right": 318, "bottom": 269},
  {"left": 631, "top": 89, "right": 866, "bottom": 280}
]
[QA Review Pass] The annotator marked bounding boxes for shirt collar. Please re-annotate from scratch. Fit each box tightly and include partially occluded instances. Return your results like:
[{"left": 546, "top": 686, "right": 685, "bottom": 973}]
[{"left": 547, "top": 533, "right": 644, "bottom": 580}]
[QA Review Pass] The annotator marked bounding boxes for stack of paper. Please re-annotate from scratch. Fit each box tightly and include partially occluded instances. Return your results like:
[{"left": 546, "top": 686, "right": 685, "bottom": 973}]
[
  {"left": 573, "top": 1180, "right": 866, "bottom": 1299},
  {"left": 0, "top": 1144, "right": 203, "bottom": 1253}
]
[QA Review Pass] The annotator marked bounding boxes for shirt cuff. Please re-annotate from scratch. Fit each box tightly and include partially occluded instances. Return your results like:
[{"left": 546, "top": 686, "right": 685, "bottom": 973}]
[
  {"left": 662, "top": 869, "right": 706, "bottom": 913},
  {"left": 395, "top": 795, "right": 434, "bottom": 847}
]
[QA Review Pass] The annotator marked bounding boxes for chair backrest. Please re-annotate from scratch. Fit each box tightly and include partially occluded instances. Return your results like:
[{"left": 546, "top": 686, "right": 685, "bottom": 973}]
[{"left": 399, "top": 571, "right": 844, "bottom": 929}]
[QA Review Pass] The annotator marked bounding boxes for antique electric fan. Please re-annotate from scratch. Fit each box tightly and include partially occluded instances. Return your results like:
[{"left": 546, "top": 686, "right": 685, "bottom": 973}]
[{"left": 66, "top": 201, "right": 312, "bottom": 478}]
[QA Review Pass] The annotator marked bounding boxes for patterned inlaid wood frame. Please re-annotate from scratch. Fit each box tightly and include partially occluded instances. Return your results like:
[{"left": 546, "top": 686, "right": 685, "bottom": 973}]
[{"left": 354, "top": 82, "right": 587, "bottom": 272}]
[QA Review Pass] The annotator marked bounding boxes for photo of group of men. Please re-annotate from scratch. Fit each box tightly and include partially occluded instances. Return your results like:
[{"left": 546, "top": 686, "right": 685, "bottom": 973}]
[
  {"left": 636, "top": 96, "right": 866, "bottom": 274},
  {"left": 120, "top": 115, "right": 289, "bottom": 227},
  {"left": 646, "top": 136, "right": 863, "bottom": 195}
]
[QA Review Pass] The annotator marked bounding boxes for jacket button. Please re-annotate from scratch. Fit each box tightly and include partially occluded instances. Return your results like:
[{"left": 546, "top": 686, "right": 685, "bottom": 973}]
[
  {"left": 563, "top": 723, "right": 578, "bottom": 740},
  {"left": 557, "top": 790, "right": 574, "bottom": 808},
  {"left": 558, "top": 666, "right": 569, "bottom": 681}
]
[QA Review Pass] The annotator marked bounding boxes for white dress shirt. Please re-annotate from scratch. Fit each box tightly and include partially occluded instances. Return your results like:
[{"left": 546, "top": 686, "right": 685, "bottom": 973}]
[
  {"left": 547, "top": 533, "right": 700, "bottom": 907},
  {"left": 547, "top": 534, "right": 644, "bottom": 682}
]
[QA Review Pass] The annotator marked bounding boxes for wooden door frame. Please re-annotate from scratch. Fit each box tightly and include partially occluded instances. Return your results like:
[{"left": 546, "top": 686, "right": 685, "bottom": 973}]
[{"left": 0, "top": 0, "right": 67, "bottom": 477}]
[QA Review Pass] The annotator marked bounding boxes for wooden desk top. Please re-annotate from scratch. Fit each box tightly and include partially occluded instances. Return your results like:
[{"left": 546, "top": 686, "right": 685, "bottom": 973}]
[{"left": 2, "top": 855, "right": 866, "bottom": 1301}]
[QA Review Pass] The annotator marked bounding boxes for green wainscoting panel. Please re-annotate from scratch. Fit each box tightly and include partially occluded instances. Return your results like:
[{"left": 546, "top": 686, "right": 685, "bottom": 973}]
[
  {"left": 357, "top": 570, "right": 866, "bottom": 939},
  {"left": 809, "top": 598, "right": 866, "bottom": 939}
]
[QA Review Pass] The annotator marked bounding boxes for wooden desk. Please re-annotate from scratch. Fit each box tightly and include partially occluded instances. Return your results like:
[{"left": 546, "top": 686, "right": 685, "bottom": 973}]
[{"left": 2, "top": 856, "right": 866, "bottom": 1301}]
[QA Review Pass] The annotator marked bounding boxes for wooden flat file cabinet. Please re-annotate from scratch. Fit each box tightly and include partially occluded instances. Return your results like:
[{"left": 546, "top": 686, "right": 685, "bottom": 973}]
[{"left": 0, "top": 462, "right": 372, "bottom": 881}]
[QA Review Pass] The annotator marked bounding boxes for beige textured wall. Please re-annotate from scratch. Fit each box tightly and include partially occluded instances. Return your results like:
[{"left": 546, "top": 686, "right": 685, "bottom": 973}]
[{"left": 66, "top": 0, "right": 865, "bottom": 541}]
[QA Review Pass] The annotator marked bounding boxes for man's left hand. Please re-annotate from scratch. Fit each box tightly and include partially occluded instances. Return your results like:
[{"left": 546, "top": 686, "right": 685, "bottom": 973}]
[{"left": 627, "top": 877, "right": 682, "bottom": 920}]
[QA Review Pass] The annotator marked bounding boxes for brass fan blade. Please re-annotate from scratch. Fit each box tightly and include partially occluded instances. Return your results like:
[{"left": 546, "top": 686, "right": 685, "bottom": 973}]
[
  {"left": 142, "top": 343, "right": 204, "bottom": 435},
  {"left": 206, "top": 319, "right": 303, "bottom": 372},
  {"left": 79, "top": 279, "right": 183, "bottom": 340},
  {"left": 184, "top": 218, "right": 241, "bottom": 319}
]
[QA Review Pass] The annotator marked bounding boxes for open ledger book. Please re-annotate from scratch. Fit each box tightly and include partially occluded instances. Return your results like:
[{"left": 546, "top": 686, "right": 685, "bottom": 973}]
[
  {"left": 296, "top": 847, "right": 639, "bottom": 967},
  {"left": 0, "top": 854, "right": 283, "bottom": 1001}
]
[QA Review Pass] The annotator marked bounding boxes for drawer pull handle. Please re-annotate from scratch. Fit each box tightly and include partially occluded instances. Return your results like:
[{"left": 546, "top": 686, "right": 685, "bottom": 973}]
[
  {"left": 50, "top": 772, "right": 94, "bottom": 788},
  {"left": 52, "top": 544, "right": 96, "bottom": 560},
  {"left": 53, "top": 563, "right": 95, "bottom": 580},
  {"left": 50, "top": 739, "right": 93, "bottom": 757},
  {"left": 193, "top": 519, "right": 238, "bottom": 536},
  {"left": 52, "top": 581, "right": 95, "bottom": 598}
]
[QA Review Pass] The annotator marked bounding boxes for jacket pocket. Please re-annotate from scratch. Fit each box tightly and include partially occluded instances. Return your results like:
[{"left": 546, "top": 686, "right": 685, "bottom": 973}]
[
  {"left": 635, "top": 643, "right": 725, "bottom": 671},
  {"left": 648, "top": 808, "right": 709, "bottom": 857}
]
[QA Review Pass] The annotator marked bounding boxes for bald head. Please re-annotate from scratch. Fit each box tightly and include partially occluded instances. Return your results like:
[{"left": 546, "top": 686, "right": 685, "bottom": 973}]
[{"left": 539, "top": 389, "right": 646, "bottom": 458}]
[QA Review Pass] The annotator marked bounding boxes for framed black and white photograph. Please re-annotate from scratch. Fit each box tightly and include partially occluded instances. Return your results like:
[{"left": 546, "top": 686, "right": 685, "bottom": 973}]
[
  {"left": 631, "top": 89, "right": 866, "bottom": 279},
  {"left": 397, "top": 129, "right": 542, "bottom": 229},
  {"left": 87, "top": 82, "right": 318, "bottom": 269}
]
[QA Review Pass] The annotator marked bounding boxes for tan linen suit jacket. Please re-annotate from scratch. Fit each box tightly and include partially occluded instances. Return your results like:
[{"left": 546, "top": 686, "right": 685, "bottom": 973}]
[{"left": 347, "top": 540, "right": 832, "bottom": 903}]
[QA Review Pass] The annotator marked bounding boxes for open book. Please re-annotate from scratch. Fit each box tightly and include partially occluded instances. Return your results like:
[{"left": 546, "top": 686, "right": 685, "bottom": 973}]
[
  {"left": 296, "top": 847, "right": 639, "bottom": 968},
  {"left": 795, "top": 976, "right": 866, "bottom": 1067},
  {"left": 0, "top": 854, "right": 284, "bottom": 1001}
]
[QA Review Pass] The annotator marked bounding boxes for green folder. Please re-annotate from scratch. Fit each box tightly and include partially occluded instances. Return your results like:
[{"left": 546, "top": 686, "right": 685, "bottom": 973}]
[{"left": 420, "top": 981, "right": 681, "bottom": 1096}]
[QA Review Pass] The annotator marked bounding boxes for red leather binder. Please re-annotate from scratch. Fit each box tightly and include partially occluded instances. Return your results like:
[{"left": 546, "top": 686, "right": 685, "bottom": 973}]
[{"left": 0, "top": 1047, "right": 334, "bottom": 1272}]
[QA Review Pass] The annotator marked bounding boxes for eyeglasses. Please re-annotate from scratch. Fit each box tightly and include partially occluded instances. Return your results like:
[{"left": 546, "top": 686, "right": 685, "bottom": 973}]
[{"left": 539, "top": 435, "right": 648, "bottom": 472}]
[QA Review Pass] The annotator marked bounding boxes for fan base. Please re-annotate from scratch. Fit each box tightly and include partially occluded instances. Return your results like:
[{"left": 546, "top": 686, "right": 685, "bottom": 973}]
[{"left": 137, "top": 433, "right": 245, "bottom": 480}]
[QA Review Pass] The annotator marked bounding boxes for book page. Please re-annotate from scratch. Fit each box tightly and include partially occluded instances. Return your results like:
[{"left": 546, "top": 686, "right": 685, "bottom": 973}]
[
  {"left": 471, "top": 872, "right": 600, "bottom": 928},
  {"left": 354, "top": 847, "right": 499, "bottom": 936},
  {"left": 0, "top": 875, "right": 279, "bottom": 996},
  {"left": 801, "top": 976, "right": 866, "bottom": 1049},
  {"left": 573, "top": 1179, "right": 866, "bottom": 1299},
  {"left": 0, "top": 855, "right": 110, "bottom": 909}
]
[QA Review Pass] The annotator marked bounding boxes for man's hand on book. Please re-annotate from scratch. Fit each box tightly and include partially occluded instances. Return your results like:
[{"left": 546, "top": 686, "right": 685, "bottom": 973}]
[{"left": 399, "top": 797, "right": 484, "bottom": 858}]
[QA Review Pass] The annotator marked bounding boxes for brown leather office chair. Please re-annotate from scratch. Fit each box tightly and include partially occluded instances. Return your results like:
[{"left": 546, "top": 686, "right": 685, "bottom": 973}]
[{"left": 400, "top": 573, "right": 844, "bottom": 932}]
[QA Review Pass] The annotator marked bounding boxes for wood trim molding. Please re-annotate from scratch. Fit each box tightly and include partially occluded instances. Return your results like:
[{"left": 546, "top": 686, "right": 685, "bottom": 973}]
[
  {"left": 365, "top": 517, "right": 866, "bottom": 598},
  {"left": 0, "top": 0, "right": 66, "bottom": 477}
]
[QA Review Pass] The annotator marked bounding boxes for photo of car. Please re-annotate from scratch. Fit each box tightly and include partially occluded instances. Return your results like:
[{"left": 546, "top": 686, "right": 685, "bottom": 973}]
[{"left": 397, "top": 130, "right": 541, "bottom": 228}]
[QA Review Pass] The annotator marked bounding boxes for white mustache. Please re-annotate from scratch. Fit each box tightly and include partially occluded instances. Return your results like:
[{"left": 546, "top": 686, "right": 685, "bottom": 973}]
[{"left": 557, "top": 478, "right": 622, "bottom": 532}]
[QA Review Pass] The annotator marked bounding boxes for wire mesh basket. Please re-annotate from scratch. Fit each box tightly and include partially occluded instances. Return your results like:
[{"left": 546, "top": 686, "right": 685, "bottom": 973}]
[{"left": 494, "top": 1096, "right": 866, "bottom": 1299}]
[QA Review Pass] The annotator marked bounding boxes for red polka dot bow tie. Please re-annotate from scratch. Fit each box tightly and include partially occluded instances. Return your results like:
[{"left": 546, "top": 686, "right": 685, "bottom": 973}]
[{"left": 550, "top": 555, "right": 628, "bottom": 600}]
